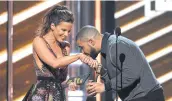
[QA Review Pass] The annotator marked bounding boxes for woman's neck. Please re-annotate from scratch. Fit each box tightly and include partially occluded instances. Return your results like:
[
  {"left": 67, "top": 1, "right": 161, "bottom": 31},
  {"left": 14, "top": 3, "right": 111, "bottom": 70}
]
[{"left": 43, "top": 31, "right": 56, "bottom": 44}]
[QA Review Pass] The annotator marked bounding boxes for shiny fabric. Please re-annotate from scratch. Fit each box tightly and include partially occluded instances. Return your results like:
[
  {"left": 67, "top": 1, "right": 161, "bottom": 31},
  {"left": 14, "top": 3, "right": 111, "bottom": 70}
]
[
  {"left": 24, "top": 40, "right": 68, "bottom": 101},
  {"left": 26, "top": 77, "right": 65, "bottom": 101}
]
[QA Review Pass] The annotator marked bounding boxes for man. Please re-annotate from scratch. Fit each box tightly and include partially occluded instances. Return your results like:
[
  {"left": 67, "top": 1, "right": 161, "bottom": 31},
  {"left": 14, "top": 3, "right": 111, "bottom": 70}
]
[{"left": 76, "top": 25, "right": 165, "bottom": 101}]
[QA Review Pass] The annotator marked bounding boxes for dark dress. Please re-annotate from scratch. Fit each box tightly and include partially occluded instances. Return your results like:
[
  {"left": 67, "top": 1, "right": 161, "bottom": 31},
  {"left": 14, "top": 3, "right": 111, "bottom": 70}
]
[{"left": 23, "top": 38, "right": 68, "bottom": 101}]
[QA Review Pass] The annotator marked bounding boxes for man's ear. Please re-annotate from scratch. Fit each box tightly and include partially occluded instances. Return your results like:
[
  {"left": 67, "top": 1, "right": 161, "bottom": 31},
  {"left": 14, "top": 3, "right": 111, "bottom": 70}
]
[
  {"left": 50, "top": 23, "right": 55, "bottom": 31},
  {"left": 88, "top": 38, "right": 95, "bottom": 46}
]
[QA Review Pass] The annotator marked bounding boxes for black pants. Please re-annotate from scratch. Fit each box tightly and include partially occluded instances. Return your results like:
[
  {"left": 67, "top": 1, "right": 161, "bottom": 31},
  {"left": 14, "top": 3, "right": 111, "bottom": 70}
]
[{"left": 130, "top": 88, "right": 165, "bottom": 101}]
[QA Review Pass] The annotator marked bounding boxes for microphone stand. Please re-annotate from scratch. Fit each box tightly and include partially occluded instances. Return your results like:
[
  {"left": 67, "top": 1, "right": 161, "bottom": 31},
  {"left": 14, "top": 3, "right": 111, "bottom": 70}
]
[
  {"left": 115, "top": 27, "right": 121, "bottom": 101},
  {"left": 121, "top": 60, "right": 123, "bottom": 91},
  {"left": 115, "top": 30, "right": 119, "bottom": 101}
]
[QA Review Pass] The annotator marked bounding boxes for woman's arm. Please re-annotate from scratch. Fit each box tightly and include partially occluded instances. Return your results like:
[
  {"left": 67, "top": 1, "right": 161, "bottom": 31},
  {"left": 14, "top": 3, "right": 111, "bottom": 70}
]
[{"left": 33, "top": 37, "right": 83, "bottom": 69}]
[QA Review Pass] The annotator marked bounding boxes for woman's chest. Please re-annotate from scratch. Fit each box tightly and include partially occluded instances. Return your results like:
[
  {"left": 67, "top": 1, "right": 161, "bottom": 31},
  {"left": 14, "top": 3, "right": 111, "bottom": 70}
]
[{"left": 51, "top": 45, "right": 67, "bottom": 58}]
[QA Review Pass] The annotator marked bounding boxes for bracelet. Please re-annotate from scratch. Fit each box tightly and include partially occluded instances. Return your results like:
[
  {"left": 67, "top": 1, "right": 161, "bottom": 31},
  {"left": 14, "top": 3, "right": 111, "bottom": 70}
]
[{"left": 96, "top": 63, "right": 102, "bottom": 74}]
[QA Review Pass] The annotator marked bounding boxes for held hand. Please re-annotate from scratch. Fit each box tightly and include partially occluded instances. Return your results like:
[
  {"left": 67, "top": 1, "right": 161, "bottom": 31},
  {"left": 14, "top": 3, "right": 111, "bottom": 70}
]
[
  {"left": 86, "top": 81, "right": 105, "bottom": 96},
  {"left": 79, "top": 54, "right": 92, "bottom": 63},
  {"left": 87, "top": 59, "right": 98, "bottom": 70},
  {"left": 79, "top": 54, "right": 98, "bottom": 69},
  {"left": 78, "top": 53, "right": 88, "bottom": 61},
  {"left": 87, "top": 59, "right": 99, "bottom": 72}
]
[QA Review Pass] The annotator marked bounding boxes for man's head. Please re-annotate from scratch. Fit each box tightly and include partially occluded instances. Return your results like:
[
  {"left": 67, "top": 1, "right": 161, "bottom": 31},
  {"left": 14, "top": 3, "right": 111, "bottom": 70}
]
[{"left": 76, "top": 25, "right": 102, "bottom": 59}]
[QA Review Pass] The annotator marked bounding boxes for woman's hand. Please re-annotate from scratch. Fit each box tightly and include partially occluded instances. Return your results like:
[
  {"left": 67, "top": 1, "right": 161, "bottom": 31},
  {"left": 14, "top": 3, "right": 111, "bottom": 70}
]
[
  {"left": 68, "top": 82, "right": 79, "bottom": 91},
  {"left": 78, "top": 53, "right": 87, "bottom": 61}
]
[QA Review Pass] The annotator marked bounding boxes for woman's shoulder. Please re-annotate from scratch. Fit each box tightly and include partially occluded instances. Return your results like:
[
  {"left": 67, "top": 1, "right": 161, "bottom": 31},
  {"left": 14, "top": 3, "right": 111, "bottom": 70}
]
[
  {"left": 33, "top": 36, "right": 46, "bottom": 48},
  {"left": 33, "top": 36, "right": 44, "bottom": 43}
]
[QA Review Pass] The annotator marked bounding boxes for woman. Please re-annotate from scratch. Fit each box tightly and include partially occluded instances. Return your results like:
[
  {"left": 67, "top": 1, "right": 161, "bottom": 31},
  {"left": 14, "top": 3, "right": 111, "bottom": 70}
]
[{"left": 24, "top": 5, "right": 88, "bottom": 101}]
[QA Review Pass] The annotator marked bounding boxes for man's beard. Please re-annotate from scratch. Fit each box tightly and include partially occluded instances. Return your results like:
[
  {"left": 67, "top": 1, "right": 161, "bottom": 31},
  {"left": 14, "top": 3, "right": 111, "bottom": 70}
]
[{"left": 90, "top": 46, "right": 99, "bottom": 59}]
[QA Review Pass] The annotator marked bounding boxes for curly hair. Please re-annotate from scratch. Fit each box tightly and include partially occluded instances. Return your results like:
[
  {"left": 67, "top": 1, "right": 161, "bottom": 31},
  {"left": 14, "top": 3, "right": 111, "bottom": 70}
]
[{"left": 36, "top": 5, "right": 74, "bottom": 37}]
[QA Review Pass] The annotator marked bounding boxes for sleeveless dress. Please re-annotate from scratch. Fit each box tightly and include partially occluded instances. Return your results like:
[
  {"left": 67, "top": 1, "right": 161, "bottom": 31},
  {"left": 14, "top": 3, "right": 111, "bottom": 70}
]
[{"left": 23, "top": 38, "right": 68, "bottom": 101}]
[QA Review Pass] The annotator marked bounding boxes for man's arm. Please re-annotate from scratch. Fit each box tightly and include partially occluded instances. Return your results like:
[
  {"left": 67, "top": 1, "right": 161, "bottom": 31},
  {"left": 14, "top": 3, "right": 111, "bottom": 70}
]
[
  {"left": 100, "top": 67, "right": 110, "bottom": 82},
  {"left": 104, "top": 68, "right": 140, "bottom": 91}
]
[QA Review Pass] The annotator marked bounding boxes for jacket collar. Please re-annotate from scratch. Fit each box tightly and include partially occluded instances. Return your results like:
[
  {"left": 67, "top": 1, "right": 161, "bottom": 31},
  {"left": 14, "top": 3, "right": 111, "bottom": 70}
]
[{"left": 101, "top": 32, "right": 111, "bottom": 55}]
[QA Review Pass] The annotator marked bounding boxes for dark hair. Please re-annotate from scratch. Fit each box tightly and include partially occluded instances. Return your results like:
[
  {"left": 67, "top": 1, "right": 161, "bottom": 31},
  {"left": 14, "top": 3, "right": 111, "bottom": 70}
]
[
  {"left": 36, "top": 5, "right": 74, "bottom": 37},
  {"left": 76, "top": 25, "right": 100, "bottom": 42}
]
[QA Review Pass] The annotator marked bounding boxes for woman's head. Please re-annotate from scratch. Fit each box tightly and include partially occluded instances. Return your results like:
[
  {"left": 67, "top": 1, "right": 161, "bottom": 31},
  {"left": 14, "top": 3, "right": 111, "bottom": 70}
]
[{"left": 36, "top": 5, "right": 74, "bottom": 42}]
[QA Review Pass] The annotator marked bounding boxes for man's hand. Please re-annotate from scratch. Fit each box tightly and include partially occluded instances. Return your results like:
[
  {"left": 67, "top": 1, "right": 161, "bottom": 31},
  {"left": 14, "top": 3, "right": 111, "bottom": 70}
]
[{"left": 86, "top": 81, "right": 105, "bottom": 96}]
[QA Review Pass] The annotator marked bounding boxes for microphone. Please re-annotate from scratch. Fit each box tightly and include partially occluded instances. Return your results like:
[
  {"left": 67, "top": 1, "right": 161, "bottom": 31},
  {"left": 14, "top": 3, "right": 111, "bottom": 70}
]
[
  {"left": 115, "top": 27, "right": 121, "bottom": 37},
  {"left": 119, "top": 53, "right": 125, "bottom": 63},
  {"left": 119, "top": 53, "right": 125, "bottom": 92}
]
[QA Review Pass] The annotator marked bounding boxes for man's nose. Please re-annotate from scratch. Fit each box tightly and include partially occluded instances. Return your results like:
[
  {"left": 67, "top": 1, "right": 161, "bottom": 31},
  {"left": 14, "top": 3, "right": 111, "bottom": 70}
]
[{"left": 64, "top": 32, "right": 69, "bottom": 37}]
